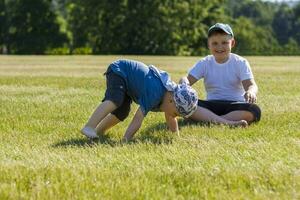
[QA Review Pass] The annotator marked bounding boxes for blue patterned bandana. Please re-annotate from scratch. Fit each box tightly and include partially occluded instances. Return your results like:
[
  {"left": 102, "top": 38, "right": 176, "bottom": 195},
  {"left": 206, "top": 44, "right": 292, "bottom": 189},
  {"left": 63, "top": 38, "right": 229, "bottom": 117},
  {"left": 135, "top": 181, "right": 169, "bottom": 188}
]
[{"left": 173, "top": 84, "right": 198, "bottom": 118}]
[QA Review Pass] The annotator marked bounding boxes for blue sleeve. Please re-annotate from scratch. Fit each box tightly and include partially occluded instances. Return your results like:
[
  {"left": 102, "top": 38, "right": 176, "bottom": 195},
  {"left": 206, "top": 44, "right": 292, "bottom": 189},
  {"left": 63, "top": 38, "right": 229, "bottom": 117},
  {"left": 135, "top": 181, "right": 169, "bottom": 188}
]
[
  {"left": 137, "top": 72, "right": 166, "bottom": 117},
  {"left": 138, "top": 101, "right": 148, "bottom": 116},
  {"left": 138, "top": 90, "right": 165, "bottom": 116},
  {"left": 138, "top": 97, "right": 155, "bottom": 117}
]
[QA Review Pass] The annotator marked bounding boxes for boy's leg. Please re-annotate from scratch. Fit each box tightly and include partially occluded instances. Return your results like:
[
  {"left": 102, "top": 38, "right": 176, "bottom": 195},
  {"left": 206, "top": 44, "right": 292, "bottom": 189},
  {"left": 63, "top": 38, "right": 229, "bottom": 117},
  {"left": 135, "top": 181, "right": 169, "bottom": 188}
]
[
  {"left": 221, "top": 103, "right": 261, "bottom": 124},
  {"left": 81, "top": 100, "right": 117, "bottom": 138},
  {"left": 81, "top": 68, "right": 128, "bottom": 139},
  {"left": 84, "top": 100, "right": 117, "bottom": 128},
  {"left": 96, "top": 94, "right": 131, "bottom": 135},
  {"left": 96, "top": 114, "right": 121, "bottom": 135},
  {"left": 221, "top": 111, "right": 254, "bottom": 123},
  {"left": 196, "top": 100, "right": 261, "bottom": 125},
  {"left": 190, "top": 106, "right": 248, "bottom": 127},
  {"left": 84, "top": 92, "right": 131, "bottom": 138}
]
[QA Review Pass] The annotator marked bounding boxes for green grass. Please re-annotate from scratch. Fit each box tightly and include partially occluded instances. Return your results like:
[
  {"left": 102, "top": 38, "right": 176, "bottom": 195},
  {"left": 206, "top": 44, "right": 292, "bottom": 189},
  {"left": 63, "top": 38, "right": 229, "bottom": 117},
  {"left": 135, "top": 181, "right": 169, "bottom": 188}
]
[{"left": 0, "top": 55, "right": 299, "bottom": 199}]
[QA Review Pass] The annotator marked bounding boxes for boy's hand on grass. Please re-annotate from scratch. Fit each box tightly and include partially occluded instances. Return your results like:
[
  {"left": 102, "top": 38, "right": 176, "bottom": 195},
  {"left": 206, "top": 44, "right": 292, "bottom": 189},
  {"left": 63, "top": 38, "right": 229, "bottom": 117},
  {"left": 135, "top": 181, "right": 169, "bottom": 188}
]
[{"left": 165, "top": 113, "right": 179, "bottom": 134}]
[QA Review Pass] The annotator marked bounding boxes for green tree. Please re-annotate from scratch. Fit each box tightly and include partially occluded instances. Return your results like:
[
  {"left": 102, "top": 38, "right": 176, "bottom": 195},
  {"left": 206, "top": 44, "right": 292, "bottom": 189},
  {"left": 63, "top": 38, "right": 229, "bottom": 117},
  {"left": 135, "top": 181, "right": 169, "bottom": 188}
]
[
  {"left": 292, "top": 2, "right": 300, "bottom": 45},
  {"left": 7, "top": 0, "right": 67, "bottom": 54},
  {"left": 283, "top": 38, "right": 300, "bottom": 55},
  {"left": 227, "top": 0, "right": 276, "bottom": 27},
  {"left": 68, "top": 0, "right": 227, "bottom": 55},
  {"left": 67, "top": 1, "right": 90, "bottom": 49},
  {"left": 67, "top": 0, "right": 127, "bottom": 53},
  {"left": 0, "top": 0, "right": 8, "bottom": 52},
  {"left": 272, "top": 4, "right": 294, "bottom": 45},
  {"left": 232, "top": 17, "right": 279, "bottom": 55}
]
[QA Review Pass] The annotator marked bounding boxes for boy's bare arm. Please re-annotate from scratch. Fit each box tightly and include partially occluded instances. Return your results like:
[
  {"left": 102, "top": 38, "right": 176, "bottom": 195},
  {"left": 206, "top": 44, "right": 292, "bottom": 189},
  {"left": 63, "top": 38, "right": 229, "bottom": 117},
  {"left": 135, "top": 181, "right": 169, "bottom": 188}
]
[
  {"left": 242, "top": 79, "right": 258, "bottom": 103},
  {"left": 123, "top": 107, "right": 144, "bottom": 141},
  {"left": 164, "top": 113, "right": 179, "bottom": 135},
  {"left": 179, "top": 75, "right": 197, "bottom": 86}
]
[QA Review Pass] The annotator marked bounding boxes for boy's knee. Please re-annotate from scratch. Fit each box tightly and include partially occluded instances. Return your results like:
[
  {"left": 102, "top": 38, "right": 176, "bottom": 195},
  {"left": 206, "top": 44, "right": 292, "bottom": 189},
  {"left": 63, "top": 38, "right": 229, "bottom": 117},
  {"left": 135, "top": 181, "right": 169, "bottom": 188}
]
[
  {"left": 111, "top": 98, "right": 131, "bottom": 121},
  {"left": 249, "top": 104, "right": 261, "bottom": 122},
  {"left": 112, "top": 107, "right": 130, "bottom": 121}
]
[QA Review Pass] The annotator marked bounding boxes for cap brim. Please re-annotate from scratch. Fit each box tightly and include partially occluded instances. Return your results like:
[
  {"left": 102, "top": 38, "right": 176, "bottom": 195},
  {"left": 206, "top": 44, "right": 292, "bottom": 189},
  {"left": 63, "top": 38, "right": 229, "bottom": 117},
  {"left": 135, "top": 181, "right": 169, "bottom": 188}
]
[{"left": 208, "top": 27, "right": 233, "bottom": 36}]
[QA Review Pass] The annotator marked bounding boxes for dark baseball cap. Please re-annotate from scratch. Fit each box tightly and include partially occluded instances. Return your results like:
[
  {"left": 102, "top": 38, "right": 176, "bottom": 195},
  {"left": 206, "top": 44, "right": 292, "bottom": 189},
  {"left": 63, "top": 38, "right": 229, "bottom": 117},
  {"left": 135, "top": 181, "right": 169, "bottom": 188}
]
[{"left": 208, "top": 23, "right": 234, "bottom": 37}]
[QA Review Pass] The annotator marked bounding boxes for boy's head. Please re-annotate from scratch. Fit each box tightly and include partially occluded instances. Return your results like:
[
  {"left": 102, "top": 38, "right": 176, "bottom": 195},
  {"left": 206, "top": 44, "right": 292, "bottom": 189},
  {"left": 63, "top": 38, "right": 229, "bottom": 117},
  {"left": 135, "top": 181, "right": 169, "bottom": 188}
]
[
  {"left": 173, "top": 84, "right": 198, "bottom": 118},
  {"left": 207, "top": 23, "right": 235, "bottom": 63},
  {"left": 208, "top": 23, "right": 234, "bottom": 38}
]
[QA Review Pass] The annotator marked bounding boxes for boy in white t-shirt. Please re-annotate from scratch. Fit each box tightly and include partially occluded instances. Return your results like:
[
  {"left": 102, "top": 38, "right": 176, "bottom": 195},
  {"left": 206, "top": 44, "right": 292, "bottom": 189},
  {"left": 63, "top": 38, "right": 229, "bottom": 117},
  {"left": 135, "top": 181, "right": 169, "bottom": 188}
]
[{"left": 181, "top": 23, "right": 261, "bottom": 125}]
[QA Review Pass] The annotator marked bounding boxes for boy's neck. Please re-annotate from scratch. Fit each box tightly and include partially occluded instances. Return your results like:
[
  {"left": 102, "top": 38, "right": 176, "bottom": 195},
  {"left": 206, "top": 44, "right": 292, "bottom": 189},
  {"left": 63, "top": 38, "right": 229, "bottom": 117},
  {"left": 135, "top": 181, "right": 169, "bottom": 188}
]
[
  {"left": 160, "top": 92, "right": 171, "bottom": 111},
  {"left": 215, "top": 55, "right": 230, "bottom": 64},
  {"left": 160, "top": 91, "right": 177, "bottom": 116}
]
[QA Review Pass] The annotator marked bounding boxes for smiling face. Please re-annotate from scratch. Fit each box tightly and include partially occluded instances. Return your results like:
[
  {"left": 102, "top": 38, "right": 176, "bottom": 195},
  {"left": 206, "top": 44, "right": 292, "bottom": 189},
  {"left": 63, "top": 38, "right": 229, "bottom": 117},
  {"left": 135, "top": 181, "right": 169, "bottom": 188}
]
[{"left": 208, "top": 33, "right": 235, "bottom": 64}]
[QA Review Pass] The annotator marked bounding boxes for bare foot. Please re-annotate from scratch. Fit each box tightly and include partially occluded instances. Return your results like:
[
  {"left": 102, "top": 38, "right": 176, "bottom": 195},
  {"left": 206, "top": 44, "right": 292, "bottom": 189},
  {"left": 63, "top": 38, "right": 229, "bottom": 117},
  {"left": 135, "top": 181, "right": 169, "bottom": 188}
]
[{"left": 231, "top": 120, "right": 248, "bottom": 128}]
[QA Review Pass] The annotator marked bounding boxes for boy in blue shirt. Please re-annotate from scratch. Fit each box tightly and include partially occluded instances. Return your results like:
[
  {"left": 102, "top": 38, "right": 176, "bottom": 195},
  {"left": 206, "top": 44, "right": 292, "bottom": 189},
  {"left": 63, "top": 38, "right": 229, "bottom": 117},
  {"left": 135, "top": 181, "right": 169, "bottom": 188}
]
[{"left": 81, "top": 59, "right": 198, "bottom": 141}]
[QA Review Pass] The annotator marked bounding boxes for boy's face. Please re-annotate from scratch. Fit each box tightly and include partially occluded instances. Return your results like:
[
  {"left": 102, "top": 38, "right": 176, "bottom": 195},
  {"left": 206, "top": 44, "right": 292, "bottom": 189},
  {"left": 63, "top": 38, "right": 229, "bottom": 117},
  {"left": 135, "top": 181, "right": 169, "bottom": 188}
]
[{"left": 208, "top": 33, "right": 235, "bottom": 63}]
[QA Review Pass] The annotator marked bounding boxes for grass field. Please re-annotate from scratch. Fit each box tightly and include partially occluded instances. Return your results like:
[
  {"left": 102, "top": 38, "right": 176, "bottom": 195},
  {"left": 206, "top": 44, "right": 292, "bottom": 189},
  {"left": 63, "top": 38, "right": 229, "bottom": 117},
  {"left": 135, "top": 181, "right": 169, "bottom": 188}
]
[{"left": 0, "top": 55, "right": 299, "bottom": 199}]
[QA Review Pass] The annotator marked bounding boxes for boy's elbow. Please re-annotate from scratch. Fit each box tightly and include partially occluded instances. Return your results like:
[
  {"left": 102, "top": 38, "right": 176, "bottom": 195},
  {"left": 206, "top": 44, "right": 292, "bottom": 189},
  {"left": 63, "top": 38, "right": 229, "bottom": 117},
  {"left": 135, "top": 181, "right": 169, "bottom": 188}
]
[
  {"left": 187, "top": 75, "right": 197, "bottom": 86},
  {"left": 179, "top": 77, "right": 189, "bottom": 84}
]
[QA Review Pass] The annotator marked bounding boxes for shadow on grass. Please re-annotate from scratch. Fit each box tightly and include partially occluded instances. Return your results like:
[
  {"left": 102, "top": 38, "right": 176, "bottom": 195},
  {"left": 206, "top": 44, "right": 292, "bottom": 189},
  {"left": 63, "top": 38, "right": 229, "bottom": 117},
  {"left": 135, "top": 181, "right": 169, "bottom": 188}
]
[
  {"left": 177, "top": 118, "right": 212, "bottom": 127},
  {"left": 136, "top": 122, "right": 173, "bottom": 145},
  {"left": 52, "top": 119, "right": 212, "bottom": 148},
  {"left": 51, "top": 134, "right": 117, "bottom": 148},
  {"left": 136, "top": 119, "right": 211, "bottom": 144}
]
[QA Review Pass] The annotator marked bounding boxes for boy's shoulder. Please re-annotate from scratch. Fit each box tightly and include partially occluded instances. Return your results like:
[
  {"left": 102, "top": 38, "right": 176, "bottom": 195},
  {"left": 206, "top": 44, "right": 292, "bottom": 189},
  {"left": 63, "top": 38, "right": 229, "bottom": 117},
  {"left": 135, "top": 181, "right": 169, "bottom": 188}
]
[
  {"left": 149, "top": 65, "right": 176, "bottom": 91},
  {"left": 230, "top": 53, "right": 249, "bottom": 64},
  {"left": 194, "top": 55, "right": 214, "bottom": 65},
  {"left": 201, "top": 55, "right": 214, "bottom": 62},
  {"left": 195, "top": 54, "right": 249, "bottom": 68}
]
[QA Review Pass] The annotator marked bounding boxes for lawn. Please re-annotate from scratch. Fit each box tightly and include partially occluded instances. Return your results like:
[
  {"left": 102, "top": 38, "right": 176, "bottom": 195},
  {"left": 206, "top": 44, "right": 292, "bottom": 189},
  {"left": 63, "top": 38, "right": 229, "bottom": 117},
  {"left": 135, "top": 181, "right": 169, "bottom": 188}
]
[{"left": 0, "top": 55, "right": 299, "bottom": 199}]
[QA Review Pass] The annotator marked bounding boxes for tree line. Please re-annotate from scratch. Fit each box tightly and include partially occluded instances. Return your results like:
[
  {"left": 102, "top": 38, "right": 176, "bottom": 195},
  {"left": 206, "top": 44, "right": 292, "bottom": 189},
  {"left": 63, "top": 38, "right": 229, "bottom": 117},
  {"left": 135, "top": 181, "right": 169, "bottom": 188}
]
[{"left": 1, "top": 0, "right": 300, "bottom": 55}]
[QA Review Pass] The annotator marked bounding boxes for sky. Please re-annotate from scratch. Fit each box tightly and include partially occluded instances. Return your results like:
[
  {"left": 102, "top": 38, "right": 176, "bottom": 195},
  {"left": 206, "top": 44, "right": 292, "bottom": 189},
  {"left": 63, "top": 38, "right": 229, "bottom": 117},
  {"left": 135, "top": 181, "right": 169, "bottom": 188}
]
[
  {"left": 262, "top": 0, "right": 299, "bottom": 1},
  {"left": 261, "top": 0, "right": 299, "bottom": 3}
]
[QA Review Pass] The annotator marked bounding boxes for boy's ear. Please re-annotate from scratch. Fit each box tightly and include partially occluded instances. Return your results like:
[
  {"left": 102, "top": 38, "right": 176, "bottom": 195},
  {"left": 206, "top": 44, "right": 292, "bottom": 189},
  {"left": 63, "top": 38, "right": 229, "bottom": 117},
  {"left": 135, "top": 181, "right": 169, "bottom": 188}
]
[{"left": 231, "top": 39, "right": 236, "bottom": 47}]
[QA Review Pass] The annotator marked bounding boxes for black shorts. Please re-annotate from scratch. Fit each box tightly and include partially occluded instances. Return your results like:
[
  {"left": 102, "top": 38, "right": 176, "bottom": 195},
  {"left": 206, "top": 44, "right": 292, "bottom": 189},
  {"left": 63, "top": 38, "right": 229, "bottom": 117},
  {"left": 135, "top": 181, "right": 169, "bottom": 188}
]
[
  {"left": 102, "top": 66, "right": 132, "bottom": 121},
  {"left": 197, "top": 100, "right": 261, "bottom": 122}
]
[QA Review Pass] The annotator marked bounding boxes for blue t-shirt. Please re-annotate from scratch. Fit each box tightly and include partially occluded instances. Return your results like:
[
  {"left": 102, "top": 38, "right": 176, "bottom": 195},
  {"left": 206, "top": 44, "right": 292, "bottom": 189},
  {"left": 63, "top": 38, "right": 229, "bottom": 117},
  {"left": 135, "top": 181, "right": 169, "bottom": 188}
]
[{"left": 109, "top": 59, "right": 176, "bottom": 116}]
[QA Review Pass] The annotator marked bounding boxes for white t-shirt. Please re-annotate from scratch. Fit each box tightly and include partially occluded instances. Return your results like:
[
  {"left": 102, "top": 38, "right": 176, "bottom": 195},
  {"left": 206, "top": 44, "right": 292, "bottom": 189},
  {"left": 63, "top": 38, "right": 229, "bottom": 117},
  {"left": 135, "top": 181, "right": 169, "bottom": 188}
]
[{"left": 188, "top": 53, "right": 254, "bottom": 102}]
